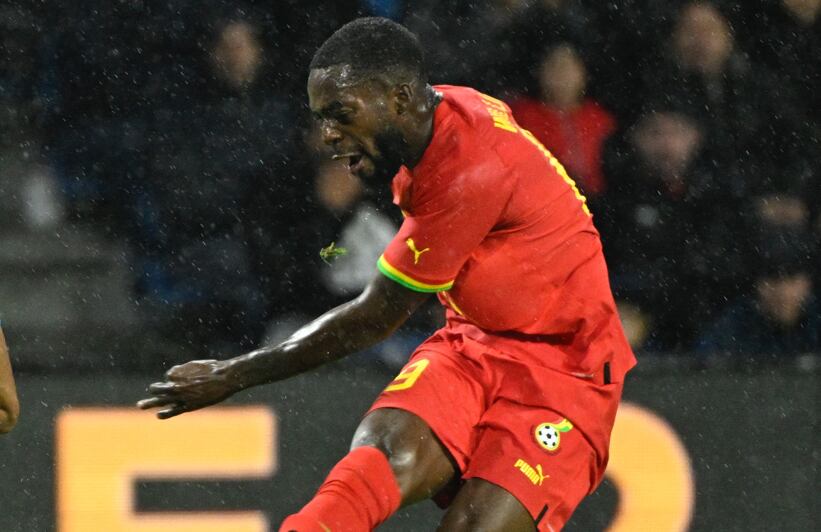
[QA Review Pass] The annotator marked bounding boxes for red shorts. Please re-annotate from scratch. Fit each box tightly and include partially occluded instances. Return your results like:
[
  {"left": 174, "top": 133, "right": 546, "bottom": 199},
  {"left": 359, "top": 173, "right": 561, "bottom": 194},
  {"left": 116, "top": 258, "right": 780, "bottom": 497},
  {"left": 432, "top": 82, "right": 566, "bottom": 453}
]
[{"left": 367, "top": 330, "right": 625, "bottom": 531}]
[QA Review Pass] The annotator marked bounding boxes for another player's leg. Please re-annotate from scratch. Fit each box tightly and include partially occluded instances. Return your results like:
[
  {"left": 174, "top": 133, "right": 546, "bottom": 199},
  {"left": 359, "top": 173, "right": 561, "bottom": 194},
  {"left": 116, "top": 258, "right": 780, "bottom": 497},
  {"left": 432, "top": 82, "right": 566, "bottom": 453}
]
[
  {"left": 280, "top": 408, "right": 457, "bottom": 532},
  {"left": 438, "top": 478, "right": 536, "bottom": 532}
]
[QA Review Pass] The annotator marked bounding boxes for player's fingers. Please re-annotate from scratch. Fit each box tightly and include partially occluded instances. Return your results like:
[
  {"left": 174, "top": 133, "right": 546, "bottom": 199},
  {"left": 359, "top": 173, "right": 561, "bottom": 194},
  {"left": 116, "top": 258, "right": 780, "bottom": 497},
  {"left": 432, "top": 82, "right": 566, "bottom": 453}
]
[
  {"left": 137, "top": 396, "right": 175, "bottom": 410},
  {"left": 157, "top": 404, "right": 188, "bottom": 419},
  {"left": 148, "top": 382, "right": 178, "bottom": 395},
  {"left": 164, "top": 365, "right": 184, "bottom": 379}
]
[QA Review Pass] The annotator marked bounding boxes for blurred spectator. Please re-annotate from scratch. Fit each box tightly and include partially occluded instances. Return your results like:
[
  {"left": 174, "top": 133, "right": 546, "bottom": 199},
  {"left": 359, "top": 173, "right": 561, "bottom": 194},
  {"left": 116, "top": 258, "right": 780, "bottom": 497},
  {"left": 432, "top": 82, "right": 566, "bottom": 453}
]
[
  {"left": 0, "top": 4, "right": 43, "bottom": 147},
  {"left": 45, "top": 0, "right": 163, "bottom": 227},
  {"left": 313, "top": 161, "right": 396, "bottom": 299},
  {"left": 0, "top": 4, "right": 64, "bottom": 233},
  {"left": 598, "top": 102, "right": 748, "bottom": 351},
  {"left": 489, "top": 0, "right": 594, "bottom": 96},
  {"left": 403, "top": 0, "right": 529, "bottom": 91},
  {"left": 644, "top": 1, "right": 808, "bottom": 199},
  {"left": 584, "top": 0, "right": 682, "bottom": 121},
  {"left": 5, "top": 0, "right": 816, "bottom": 362},
  {"left": 737, "top": 0, "right": 820, "bottom": 123},
  {"left": 287, "top": 124, "right": 400, "bottom": 314},
  {"left": 754, "top": 194, "right": 811, "bottom": 230},
  {"left": 509, "top": 43, "right": 616, "bottom": 198},
  {"left": 697, "top": 224, "right": 819, "bottom": 358},
  {"left": 264, "top": 0, "right": 361, "bottom": 95},
  {"left": 265, "top": 124, "right": 441, "bottom": 369},
  {"left": 751, "top": 189, "right": 821, "bottom": 315},
  {"left": 129, "top": 17, "right": 295, "bottom": 356},
  {"left": 210, "top": 20, "right": 264, "bottom": 92}
]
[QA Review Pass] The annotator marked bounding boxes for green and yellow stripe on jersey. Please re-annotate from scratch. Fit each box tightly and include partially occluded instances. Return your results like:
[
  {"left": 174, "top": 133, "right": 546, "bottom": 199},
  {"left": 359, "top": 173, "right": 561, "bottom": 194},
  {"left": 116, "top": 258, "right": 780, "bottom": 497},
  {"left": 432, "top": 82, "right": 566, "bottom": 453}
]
[{"left": 377, "top": 255, "right": 454, "bottom": 293}]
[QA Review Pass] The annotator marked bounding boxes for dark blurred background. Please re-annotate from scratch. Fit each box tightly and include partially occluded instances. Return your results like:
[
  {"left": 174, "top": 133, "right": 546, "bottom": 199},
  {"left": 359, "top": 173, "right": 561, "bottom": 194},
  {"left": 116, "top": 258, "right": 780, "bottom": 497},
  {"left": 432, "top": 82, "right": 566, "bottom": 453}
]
[
  {"left": 0, "top": 0, "right": 818, "bottom": 368},
  {"left": 0, "top": 1, "right": 818, "bottom": 530}
]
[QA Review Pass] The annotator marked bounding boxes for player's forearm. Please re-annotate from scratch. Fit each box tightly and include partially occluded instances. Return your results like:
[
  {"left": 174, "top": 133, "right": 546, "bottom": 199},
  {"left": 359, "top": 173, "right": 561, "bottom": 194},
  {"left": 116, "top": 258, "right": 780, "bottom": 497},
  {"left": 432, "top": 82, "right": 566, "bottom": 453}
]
[
  {"left": 0, "top": 409, "right": 11, "bottom": 433},
  {"left": 225, "top": 296, "right": 405, "bottom": 389},
  {"left": 0, "top": 387, "right": 19, "bottom": 434},
  {"left": 0, "top": 330, "right": 19, "bottom": 433}
]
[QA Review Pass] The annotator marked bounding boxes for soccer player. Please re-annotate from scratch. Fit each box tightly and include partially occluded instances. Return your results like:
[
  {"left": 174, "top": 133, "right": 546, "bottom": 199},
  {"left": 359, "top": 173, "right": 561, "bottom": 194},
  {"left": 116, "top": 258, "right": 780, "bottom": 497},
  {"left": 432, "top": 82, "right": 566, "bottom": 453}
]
[
  {"left": 0, "top": 325, "right": 19, "bottom": 434},
  {"left": 138, "top": 18, "right": 636, "bottom": 531}
]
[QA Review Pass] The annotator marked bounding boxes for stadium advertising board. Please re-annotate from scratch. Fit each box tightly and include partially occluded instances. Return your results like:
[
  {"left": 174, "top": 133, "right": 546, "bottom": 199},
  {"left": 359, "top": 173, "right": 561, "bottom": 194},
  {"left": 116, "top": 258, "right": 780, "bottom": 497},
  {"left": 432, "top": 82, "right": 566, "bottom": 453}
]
[{"left": 0, "top": 363, "right": 816, "bottom": 531}]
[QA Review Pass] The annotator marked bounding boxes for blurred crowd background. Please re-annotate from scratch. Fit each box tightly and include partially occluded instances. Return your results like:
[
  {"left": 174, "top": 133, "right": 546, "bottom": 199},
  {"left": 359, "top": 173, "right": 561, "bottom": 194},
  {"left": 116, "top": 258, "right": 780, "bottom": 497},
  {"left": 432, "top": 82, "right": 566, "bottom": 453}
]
[{"left": 0, "top": 0, "right": 818, "bottom": 372}]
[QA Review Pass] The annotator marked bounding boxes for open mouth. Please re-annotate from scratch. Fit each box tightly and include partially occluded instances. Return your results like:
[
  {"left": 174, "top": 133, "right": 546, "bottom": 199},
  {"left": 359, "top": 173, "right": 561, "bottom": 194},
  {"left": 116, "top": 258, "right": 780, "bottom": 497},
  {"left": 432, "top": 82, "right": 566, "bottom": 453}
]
[
  {"left": 332, "top": 152, "right": 365, "bottom": 173},
  {"left": 346, "top": 153, "right": 362, "bottom": 171}
]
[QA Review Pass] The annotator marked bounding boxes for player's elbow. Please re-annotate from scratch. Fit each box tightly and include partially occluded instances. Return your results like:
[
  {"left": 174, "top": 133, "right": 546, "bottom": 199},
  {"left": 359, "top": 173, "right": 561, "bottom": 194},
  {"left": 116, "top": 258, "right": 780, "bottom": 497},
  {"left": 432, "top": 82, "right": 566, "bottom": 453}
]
[
  {"left": 357, "top": 275, "right": 428, "bottom": 337},
  {"left": 365, "top": 303, "right": 413, "bottom": 342}
]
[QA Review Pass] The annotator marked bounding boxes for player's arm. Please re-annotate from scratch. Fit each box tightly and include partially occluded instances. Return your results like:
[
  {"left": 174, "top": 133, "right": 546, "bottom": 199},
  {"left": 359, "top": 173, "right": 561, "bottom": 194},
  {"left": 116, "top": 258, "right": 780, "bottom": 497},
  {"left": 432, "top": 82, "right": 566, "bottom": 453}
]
[
  {"left": 227, "top": 274, "right": 428, "bottom": 385},
  {"left": 138, "top": 274, "right": 428, "bottom": 419},
  {"left": 0, "top": 326, "right": 20, "bottom": 434}
]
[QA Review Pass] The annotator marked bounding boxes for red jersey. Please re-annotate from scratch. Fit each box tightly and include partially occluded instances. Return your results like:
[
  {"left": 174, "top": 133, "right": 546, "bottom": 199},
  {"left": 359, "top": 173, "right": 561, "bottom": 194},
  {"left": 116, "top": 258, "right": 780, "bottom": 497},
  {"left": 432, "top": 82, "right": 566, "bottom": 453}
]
[
  {"left": 377, "top": 86, "right": 635, "bottom": 382},
  {"left": 508, "top": 97, "right": 616, "bottom": 196}
]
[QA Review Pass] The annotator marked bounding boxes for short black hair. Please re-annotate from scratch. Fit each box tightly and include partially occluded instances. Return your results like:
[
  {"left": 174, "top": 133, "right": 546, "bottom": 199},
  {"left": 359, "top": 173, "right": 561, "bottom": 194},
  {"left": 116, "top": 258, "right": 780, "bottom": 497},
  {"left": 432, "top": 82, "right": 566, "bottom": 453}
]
[{"left": 310, "top": 17, "right": 426, "bottom": 84}]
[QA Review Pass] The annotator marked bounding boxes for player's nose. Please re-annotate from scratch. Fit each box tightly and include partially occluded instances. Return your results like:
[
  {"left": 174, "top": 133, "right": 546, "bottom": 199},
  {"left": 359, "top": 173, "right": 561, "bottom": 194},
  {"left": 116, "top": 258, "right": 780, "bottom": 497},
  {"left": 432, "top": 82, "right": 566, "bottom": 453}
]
[{"left": 320, "top": 121, "right": 344, "bottom": 147}]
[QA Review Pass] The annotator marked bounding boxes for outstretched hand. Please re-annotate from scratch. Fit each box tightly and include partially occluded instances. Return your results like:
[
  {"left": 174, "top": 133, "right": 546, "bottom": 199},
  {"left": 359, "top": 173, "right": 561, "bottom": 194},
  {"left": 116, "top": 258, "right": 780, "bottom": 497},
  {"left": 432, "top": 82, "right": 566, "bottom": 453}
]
[{"left": 137, "top": 359, "right": 239, "bottom": 419}]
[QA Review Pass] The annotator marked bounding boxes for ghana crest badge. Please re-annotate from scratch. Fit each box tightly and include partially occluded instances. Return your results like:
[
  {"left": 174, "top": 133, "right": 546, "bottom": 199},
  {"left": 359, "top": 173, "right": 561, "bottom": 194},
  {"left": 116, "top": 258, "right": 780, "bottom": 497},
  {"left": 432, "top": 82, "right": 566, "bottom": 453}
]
[{"left": 534, "top": 418, "right": 573, "bottom": 452}]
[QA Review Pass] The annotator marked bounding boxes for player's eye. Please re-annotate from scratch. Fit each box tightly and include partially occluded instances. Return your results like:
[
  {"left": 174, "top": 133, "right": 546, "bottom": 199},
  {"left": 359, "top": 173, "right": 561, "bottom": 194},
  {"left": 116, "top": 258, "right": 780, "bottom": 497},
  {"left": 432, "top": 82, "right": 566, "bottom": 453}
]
[{"left": 334, "top": 110, "right": 354, "bottom": 124}]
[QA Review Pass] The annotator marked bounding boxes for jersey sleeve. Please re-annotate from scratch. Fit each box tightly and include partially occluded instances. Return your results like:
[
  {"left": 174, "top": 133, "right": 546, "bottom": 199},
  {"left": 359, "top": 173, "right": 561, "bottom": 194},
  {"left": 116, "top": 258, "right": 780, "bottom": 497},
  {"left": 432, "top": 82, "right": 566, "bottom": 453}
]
[{"left": 378, "top": 164, "right": 513, "bottom": 292}]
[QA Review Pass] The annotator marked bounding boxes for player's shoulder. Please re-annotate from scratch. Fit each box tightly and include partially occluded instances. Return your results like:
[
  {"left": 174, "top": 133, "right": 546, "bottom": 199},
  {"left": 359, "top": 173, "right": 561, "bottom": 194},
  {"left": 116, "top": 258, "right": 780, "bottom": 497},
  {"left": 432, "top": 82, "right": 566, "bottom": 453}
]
[
  {"left": 409, "top": 87, "right": 515, "bottom": 207},
  {"left": 418, "top": 91, "right": 502, "bottom": 174},
  {"left": 428, "top": 85, "right": 514, "bottom": 165},
  {"left": 434, "top": 85, "right": 512, "bottom": 133}
]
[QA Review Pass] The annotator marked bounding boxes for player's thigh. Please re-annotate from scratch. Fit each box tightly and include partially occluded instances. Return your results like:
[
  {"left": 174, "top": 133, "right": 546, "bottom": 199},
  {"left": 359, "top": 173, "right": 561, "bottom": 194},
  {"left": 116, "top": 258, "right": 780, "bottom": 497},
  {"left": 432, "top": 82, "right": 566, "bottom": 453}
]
[
  {"left": 352, "top": 407, "right": 457, "bottom": 505},
  {"left": 463, "top": 399, "right": 597, "bottom": 531},
  {"left": 437, "top": 478, "right": 536, "bottom": 532},
  {"left": 354, "top": 345, "right": 486, "bottom": 505}
]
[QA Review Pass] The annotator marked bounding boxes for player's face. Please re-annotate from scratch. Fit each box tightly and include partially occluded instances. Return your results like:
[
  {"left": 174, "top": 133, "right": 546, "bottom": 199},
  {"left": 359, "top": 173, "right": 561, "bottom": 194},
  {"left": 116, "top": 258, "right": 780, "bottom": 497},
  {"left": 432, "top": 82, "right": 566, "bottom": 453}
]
[{"left": 308, "top": 67, "right": 408, "bottom": 182}]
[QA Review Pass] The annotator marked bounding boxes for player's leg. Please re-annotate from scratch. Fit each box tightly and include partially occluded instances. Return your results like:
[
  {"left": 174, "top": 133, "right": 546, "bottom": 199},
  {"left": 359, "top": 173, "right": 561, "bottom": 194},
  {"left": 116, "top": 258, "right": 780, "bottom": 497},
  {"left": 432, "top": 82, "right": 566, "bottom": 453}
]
[
  {"left": 449, "top": 397, "right": 601, "bottom": 532},
  {"left": 437, "top": 478, "right": 536, "bottom": 532},
  {"left": 280, "top": 408, "right": 456, "bottom": 532},
  {"left": 441, "top": 343, "right": 625, "bottom": 532},
  {"left": 281, "top": 345, "right": 484, "bottom": 531},
  {"left": 351, "top": 407, "right": 457, "bottom": 504}
]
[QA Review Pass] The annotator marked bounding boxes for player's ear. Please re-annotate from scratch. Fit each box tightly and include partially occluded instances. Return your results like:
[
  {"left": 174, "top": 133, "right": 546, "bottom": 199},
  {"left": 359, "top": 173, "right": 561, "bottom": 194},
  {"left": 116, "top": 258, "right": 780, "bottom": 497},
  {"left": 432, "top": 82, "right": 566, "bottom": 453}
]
[{"left": 392, "top": 83, "right": 413, "bottom": 116}]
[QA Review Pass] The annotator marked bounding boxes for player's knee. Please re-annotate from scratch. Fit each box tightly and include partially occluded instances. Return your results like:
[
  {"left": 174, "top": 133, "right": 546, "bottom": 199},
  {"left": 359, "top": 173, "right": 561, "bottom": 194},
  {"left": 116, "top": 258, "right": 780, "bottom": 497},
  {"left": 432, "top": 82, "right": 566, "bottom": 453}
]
[
  {"left": 351, "top": 408, "right": 452, "bottom": 503},
  {"left": 351, "top": 412, "right": 421, "bottom": 477}
]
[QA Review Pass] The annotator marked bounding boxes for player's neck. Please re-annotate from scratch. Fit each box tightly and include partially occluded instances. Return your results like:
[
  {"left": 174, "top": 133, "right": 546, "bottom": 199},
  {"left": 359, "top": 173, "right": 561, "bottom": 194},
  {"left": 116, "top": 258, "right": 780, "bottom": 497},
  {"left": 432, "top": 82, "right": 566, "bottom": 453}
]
[{"left": 404, "top": 86, "right": 441, "bottom": 170}]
